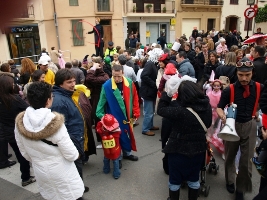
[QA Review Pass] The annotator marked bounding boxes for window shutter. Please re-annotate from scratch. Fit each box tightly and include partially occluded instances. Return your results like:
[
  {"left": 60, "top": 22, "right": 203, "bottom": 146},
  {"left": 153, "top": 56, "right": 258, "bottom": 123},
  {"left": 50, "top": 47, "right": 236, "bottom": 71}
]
[
  {"left": 230, "top": 0, "right": 238, "bottom": 4},
  {"left": 71, "top": 19, "right": 84, "bottom": 46},
  {"left": 69, "top": 0, "right": 79, "bottom": 6}
]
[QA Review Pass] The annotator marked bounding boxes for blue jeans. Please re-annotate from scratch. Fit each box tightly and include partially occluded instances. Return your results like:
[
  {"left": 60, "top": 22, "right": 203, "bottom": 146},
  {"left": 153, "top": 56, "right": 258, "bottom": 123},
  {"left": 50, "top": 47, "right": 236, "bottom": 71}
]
[
  {"left": 103, "top": 157, "right": 121, "bottom": 178},
  {"left": 142, "top": 100, "right": 155, "bottom": 133}
]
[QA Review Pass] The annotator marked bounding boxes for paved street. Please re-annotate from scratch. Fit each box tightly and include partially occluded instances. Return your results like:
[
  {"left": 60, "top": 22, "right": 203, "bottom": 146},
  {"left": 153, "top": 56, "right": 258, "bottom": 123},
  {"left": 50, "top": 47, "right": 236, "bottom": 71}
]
[{"left": 0, "top": 114, "right": 261, "bottom": 200}]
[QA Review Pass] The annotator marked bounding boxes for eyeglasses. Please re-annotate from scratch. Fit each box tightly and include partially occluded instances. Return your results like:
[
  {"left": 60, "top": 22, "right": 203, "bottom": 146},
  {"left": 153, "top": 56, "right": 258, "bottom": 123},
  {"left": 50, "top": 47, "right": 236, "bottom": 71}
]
[{"left": 236, "top": 61, "right": 254, "bottom": 67}]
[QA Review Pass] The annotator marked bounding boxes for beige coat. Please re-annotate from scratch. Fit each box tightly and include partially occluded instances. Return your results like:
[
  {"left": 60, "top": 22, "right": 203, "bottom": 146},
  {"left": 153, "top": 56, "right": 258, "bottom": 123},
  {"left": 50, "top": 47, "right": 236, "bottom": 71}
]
[{"left": 50, "top": 50, "right": 60, "bottom": 64}]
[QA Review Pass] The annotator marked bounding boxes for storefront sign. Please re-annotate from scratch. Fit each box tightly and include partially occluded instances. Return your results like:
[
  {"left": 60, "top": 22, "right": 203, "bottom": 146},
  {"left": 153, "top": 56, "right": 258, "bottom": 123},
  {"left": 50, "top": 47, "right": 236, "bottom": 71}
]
[
  {"left": 146, "top": 31, "right": 150, "bottom": 37},
  {"left": 11, "top": 26, "right": 38, "bottom": 33}
]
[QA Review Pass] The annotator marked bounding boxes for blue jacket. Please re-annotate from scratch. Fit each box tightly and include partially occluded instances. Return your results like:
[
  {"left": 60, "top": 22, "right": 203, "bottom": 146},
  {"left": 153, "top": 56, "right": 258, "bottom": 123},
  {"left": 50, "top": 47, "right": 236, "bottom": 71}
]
[
  {"left": 51, "top": 86, "right": 84, "bottom": 149},
  {"left": 178, "top": 59, "right": 195, "bottom": 78}
]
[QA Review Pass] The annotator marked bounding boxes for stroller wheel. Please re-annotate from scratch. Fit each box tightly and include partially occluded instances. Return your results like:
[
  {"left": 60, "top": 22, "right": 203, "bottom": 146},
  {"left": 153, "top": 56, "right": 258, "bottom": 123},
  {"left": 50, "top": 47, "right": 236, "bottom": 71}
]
[
  {"left": 214, "top": 165, "right": 219, "bottom": 175},
  {"left": 204, "top": 185, "right": 210, "bottom": 197},
  {"left": 208, "top": 164, "right": 213, "bottom": 173}
]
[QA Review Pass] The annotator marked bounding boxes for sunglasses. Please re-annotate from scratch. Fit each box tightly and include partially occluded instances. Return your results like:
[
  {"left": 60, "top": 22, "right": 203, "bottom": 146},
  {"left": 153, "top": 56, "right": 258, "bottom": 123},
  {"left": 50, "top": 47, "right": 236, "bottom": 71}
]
[{"left": 236, "top": 61, "right": 253, "bottom": 67}]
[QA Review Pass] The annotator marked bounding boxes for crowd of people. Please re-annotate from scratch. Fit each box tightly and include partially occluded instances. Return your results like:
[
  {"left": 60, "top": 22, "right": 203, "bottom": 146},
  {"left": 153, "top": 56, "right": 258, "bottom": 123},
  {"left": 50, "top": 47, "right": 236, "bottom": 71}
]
[{"left": 0, "top": 25, "right": 267, "bottom": 200}]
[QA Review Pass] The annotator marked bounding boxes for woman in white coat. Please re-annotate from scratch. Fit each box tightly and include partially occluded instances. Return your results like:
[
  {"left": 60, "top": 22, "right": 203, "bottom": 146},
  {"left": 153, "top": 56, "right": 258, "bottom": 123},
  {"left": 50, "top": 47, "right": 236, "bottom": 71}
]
[{"left": 15, "top": 82, "right": 84, "bottom": 200}]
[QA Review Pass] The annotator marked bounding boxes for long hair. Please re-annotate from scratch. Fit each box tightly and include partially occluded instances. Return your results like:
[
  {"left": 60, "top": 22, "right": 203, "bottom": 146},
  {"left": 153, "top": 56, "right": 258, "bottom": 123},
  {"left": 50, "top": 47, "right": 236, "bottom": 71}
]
[
  {"left": 178, "top": 81, "right": 205, "bottom": 106},
  {"left": 0, "top": 75, "right": 16, "bottom": 109},
  {"left": 21, "top": 58, "right": 36, "bottom": 75},
  {"left": 224, "top": 52, "right": 237, "bottom": 66}
]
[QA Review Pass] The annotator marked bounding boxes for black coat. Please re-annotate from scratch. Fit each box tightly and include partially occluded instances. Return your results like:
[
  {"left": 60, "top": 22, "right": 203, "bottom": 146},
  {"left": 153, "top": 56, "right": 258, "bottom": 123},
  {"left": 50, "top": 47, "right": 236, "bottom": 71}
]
[
  {"left": 203, "top": 61, "right": 221, "bottom": 81},
  {"left": 88, "top": 24, "right": 104, "bottom": 45},
  {"left": 0, "top": 95, "right": 28, "bottom": 142},
  {"left": 157, "top": 36, "right": 166, "bottom": 49},
  {"left": 215, "top": 65, "right": 237, "bottom": 83},
  {"left": 253, "top": 57, "right": 267, "bottom": 84},
  {"left": 140, "top": 61, "right": 158, "bottom": 101},
  {"left": 157, "top": 92, "right": 212, "bottom": 156}
]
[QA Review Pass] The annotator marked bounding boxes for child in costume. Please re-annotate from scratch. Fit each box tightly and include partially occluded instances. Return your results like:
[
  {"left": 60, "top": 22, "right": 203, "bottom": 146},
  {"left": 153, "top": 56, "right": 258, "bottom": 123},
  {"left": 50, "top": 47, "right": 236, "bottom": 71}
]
[
  {"left": 58, "top": 50, "right": 66, "bottom": 69},
  {"left": 206, "top": 79, "right": 225, "bottom": 157},
  {"left": 96, "top": 114, "right": 122, "bottom": 179}
]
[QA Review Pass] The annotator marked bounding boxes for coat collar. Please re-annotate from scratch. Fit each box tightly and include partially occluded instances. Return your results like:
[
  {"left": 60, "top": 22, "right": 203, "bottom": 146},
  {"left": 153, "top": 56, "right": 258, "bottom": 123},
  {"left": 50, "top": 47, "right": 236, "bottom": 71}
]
[{"left": 111, "top": 76, "right": 129, "bottom": 90}]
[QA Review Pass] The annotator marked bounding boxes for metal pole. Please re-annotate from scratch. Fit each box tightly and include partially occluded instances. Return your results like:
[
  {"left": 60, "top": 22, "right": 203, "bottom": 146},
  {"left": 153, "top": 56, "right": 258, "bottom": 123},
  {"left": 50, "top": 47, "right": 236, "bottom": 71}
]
[
  {"left": 246, "top": 5, "right": 252, "bottom": 38},
  {"left": 52, "top": 0, "right": 61, "bottom": 49}
]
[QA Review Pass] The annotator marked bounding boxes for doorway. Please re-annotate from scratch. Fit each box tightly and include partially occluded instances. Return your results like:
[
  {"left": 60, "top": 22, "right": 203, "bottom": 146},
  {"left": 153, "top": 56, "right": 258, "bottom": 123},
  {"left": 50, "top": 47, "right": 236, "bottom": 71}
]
[
  {"left": 225, "top": 16, "right": 238, "bottom": 32},
  {"left": 100, "top": 19, "right": 112, "bottom": 50},
  {"left": 16, "top": 37, "right": 36, "bottom": 62},
  {"left": 207, "top": 19, "right": 215, "bottom": 33},
  {"left": 146, "top": 23, "right": 168, "bottom": 46}
]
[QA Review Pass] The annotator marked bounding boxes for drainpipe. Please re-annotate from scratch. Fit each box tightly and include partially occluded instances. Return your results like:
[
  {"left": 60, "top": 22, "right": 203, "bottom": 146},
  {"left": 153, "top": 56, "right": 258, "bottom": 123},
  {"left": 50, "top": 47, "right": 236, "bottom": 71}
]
[{"left": 52, "top": 0, "right": 61, "bottom": 49}]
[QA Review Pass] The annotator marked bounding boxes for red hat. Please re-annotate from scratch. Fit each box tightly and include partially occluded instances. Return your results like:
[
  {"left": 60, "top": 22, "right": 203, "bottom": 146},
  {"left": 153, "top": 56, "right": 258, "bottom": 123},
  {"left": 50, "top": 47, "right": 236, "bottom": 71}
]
[
  {"left": 158, "top": 53, "right": 169, "bottom": 62},
  {"left": 101, "top": 114, "right": 119, "bottom": 131},
  {"left": 164, "top": 63, "right": 176, "bottom": 75}
]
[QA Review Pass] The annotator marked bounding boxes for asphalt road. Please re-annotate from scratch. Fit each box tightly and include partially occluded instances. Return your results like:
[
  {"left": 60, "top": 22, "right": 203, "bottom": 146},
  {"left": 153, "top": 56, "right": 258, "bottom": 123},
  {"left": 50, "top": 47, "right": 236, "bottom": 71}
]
[{"left": 0, "top": 114, "right": 261, "bottom": 200}]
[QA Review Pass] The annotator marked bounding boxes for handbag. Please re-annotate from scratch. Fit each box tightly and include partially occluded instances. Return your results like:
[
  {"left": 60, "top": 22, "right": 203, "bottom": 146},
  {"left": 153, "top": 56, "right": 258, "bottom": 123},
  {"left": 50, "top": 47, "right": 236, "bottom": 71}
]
[{"left": 186, "top": 107, "right": 207, "bottom": 132}]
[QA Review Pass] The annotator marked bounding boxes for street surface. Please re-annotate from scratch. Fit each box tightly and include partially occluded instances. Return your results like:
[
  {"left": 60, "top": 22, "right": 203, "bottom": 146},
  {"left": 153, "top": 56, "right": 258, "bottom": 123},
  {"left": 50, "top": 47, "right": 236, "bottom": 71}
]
[{"left": 0, "top": 114, "right": 261, "bottom": 200}]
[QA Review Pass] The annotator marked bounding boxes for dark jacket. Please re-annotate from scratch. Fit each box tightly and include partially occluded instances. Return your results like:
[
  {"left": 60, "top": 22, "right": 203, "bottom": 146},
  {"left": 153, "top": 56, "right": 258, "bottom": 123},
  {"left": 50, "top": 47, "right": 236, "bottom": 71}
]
[
  {"left": 215, "top": 65, "right": 237, "bottom": 83},
  {"left": 157, "top": 36, "right": 166, "bottom": 49},
  {"left": 185, "top": 50, "right": 196, "bottom": 64},
  {"left": 88, "top": 24, "right": 104, "bottom": 45},
  {"left": 0, "top": 95, "right": 28, "bottom": 142},
  {"left": 253, "top": 57, "right": 267, "bottom": 84},
  {"left": 103, "top": 64, "right": 112, "bottom": 78},
  {"left": 203, "top": 61, "right": 221, "bottom": 81},
  {"left": 129, "top": 38, "right": 138, "bottom": 48},
  {"left": 140, "top": 61, "right": 158, "bottom": 101},
  {"left": 157, "top": 92, "right": 212, "bottom": 156},
  {"left": 51, "top": 86, "right": 84, "bottom": 149}
]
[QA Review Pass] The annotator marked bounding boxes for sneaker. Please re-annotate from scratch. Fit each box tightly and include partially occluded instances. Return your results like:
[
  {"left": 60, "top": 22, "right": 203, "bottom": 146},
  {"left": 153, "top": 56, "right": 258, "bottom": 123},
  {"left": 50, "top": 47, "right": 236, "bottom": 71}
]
[
  {"left": 22, "top": 176, "right": 36, "bottom": 187},
  {"left": 142, "top": 131, "right": 155, "bottom": 136},
  {"left": 96, "top": 144, "right": 103, "bottom": 149},
  {"left": 251, "top": 157, "right": 266, "bottom": 178}
]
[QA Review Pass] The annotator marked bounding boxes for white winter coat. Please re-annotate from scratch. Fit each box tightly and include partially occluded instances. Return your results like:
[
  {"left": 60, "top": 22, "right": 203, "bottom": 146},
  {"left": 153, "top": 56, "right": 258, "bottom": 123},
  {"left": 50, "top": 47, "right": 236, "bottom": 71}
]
[{"left": 15, "top": 107, "right": 84, "bottom": 200}]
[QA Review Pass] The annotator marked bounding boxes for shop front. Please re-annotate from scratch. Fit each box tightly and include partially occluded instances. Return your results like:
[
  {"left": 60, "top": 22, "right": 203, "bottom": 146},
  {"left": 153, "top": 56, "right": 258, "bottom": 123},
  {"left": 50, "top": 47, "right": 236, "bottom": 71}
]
[{"left": 7, "top": 25, "right": 41, "bottom": 64}]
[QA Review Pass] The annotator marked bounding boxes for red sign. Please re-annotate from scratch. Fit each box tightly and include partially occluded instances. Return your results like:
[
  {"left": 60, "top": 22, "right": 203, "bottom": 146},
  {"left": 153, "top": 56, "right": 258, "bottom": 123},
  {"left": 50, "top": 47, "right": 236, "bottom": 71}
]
[{"left": 244, "top": 7, "right": 256, "bottom": 19}]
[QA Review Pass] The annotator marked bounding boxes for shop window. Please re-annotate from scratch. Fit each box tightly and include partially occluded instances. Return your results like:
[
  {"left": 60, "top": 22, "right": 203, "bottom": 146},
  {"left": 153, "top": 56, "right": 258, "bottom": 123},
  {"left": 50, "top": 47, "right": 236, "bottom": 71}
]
[
  {"left": 230, "top": 0, "right": 238, "bottom": 4},
  {"left": 97, "top": 0, "right": 110, "bottom": 11},
  {"left": 69, "top": 0, "right": 79, "bottom": 6},
  {"left": 244, "top": 18, "right": 253, "bottom": 31},
  {"left": 71, "top": 20, "right": 84, "bottom": 46}
]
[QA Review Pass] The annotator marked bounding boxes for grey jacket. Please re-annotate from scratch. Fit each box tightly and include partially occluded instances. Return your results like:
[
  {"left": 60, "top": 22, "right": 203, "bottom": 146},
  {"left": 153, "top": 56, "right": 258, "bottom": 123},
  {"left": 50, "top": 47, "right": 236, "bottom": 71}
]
[
  {"left": 178, "top": 59, "right": 195, "bottom": 78},
  {"left": 123, "top": 64, "right": 136, "bottom": 82},
  {"left": 70, "top": 67, "right": 85, "bottom": 84}
]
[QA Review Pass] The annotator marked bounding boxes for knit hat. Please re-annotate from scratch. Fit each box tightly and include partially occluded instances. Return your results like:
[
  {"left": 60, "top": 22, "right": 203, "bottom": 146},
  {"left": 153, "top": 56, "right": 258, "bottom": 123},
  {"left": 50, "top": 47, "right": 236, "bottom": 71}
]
[
  {"left": 101, "top": 114, "right": 119, "bottom": 131},
  {"left": 164, "top": 63, "right": 176, "bottom": 75},
  {"left": 83, "top": 55, "right": 89, "bottom": 64}
]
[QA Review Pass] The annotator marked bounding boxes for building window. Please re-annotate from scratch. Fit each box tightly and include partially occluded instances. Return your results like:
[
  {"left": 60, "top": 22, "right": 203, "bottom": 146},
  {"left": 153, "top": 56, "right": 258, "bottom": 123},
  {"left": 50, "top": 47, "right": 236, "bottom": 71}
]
[
  {"left": 230, "top": 0, "right": 238, "bottom": 4},
  {"left": 244, "top": 18, "right": 253, "bottom": 31},
  {"left": 97, "top": 0, "right": 110, "bottom": 11},
  {"left": 71, "top": 20, "right": 84, "bottom": 46},
  {"left": 69, "top": 0, "right": 79, "bottom": 6}
]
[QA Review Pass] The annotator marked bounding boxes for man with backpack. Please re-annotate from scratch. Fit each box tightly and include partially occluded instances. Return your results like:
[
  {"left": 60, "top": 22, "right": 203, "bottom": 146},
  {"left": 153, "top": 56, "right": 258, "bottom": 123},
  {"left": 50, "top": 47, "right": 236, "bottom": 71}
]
[{"left": 217, "top": 58, "right": 263, "bottom": 200}]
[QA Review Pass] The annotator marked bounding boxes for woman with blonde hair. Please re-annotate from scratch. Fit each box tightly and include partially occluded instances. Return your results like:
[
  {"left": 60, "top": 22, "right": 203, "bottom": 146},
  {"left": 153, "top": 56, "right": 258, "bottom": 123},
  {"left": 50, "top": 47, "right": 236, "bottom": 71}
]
[
  {"left": 20, "top": 58, "right": 36, "bottom": 85},
  {"left": 215, "top": 52, "right": 237, "bottom": 83}
]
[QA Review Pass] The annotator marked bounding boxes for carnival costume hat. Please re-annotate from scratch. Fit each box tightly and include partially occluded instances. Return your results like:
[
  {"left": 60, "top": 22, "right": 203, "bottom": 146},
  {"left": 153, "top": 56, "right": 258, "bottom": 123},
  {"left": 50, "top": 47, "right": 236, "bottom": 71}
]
[
  {"left": 158, "top": 53, "right": 169, "bottom": 62},
  {"left": 171, "top": 42, "right": 181, "bottom": 52},
  {"left": 83, "top": 55, "right": 89, "bottom": 64},
  {"left": 236, "top": 57, "right": 254, "bottom": 72},
  {"left": 38, "top": 55, "right": 51, "bottom": 65},
  {"left": 101, "top": 114, "right": 120, "bottom": 131},
  {"left": 147, "top": 48, "right": 164, "bottom": 63}
]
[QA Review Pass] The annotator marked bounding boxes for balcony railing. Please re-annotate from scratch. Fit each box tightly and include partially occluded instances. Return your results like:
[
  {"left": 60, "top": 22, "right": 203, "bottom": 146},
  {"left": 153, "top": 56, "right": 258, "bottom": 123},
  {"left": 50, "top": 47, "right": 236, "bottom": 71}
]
[
  {"left": 18, "top": 5, "right": 35, "bottom": 18},
  {"left": 181, "top": 0, "right": 224, "bottom": 5},
  {"left": 127, "top": 8, "right": 175, "bottom": 14}
]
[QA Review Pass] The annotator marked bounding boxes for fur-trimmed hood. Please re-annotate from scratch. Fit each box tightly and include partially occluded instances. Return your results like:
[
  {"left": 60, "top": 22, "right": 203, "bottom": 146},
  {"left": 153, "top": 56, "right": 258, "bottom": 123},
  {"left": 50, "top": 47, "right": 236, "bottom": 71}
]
[
  {"left": 15, "top": 107, "right": 64, "bottom": 140},
  {"left": 0, "top": 71, "right": 14, "bottom": 77}
]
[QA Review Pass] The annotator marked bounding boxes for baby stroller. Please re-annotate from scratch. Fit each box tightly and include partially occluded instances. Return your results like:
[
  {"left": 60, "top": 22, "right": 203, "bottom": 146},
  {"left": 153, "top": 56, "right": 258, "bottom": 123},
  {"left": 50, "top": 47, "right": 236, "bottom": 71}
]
[{"left": 199, "top": 141, "right": 219, "bottom": 197}]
